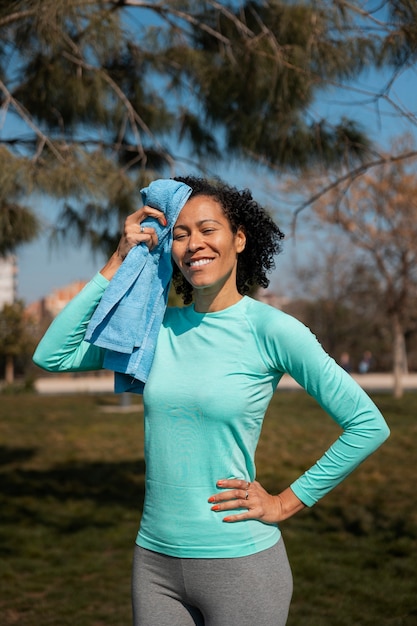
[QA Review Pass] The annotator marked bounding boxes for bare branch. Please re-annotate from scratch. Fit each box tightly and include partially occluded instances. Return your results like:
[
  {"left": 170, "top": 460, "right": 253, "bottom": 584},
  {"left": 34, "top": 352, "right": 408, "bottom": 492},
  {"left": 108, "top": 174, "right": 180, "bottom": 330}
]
[
  {"left": 292, "top": 150, "right": 417, "bottom": 228},
  {"left": 335, "top": 0, "right": 390, "bottom": 29}
]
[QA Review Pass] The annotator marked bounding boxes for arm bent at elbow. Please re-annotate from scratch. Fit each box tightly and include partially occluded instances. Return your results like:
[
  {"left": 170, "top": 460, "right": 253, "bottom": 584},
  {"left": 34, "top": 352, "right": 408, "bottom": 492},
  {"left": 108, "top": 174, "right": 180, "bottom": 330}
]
[{"left": 33, "top": 273, "right": 109, "bottom": 373}]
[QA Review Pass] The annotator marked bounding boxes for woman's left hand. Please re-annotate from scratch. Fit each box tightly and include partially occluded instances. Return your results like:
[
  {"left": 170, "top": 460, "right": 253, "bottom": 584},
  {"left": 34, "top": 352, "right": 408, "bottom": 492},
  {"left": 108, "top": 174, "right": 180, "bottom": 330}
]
[{"left": 208, "top": 479, "right": 305, "bottom": 524}]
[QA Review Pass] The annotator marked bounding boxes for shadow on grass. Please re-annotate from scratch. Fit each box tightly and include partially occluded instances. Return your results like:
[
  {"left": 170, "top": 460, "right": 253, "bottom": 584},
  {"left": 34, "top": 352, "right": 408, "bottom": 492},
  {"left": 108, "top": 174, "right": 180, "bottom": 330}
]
[
  {"left": 0, "top": 445, "right": 38, "bottom": 466},
  {"left": 0, "top": 445, "right": 145, "bottom": 528}
]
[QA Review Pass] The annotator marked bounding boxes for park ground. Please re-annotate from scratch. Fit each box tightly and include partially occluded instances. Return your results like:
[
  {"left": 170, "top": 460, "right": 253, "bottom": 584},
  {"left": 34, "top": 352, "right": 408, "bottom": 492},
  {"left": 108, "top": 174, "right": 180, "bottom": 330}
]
[{"left": 0, "top": 388, "right": 416, "bottom": 625}]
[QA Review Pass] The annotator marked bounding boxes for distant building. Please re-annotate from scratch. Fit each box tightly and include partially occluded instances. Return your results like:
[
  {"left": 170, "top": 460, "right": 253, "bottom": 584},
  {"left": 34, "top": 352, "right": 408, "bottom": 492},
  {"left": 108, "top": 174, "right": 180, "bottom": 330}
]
[
  {"left": 26, "top": 282, "right": 289, "bottom": 324},
  {"left": 25, "top": 279, "right": 87, "bottom": 323},
  {"left": 43, "top": 280, "right": 88, "bottom": 318},
  {"left": 0, "top": 255, "right": 17, "bottom": 308}
]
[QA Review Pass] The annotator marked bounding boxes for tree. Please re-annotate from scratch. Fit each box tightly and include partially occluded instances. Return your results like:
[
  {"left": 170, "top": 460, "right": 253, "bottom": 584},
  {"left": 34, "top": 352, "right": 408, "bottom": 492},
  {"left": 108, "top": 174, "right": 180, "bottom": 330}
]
[
  {"left": 0, "top": 300, "right": 37, "bottom": 384},
  {"left": 308, "top": 146, "right": 417, "bottom": 397},
  {"left": 0, "top": 147, "right": 40, "bottom": 254},
  {"left": 2, "top": 0, "right": 411, "bottom": 255},
  {"left": 282, "top": 237, "right": 391, "bottom": 369}
]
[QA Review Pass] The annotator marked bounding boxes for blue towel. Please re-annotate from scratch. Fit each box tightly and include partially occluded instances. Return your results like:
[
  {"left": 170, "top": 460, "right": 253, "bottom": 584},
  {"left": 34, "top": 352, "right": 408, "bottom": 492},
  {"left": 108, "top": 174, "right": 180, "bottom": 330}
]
[{"left": 85, "top": 179, "right": 192, "bottom": 393}]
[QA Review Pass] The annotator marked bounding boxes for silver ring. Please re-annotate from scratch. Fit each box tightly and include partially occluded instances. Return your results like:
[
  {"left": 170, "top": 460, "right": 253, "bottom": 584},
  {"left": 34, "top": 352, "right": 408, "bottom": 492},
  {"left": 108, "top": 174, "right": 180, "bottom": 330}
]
[
  {"left": 140, "top": 225, "right": 145, "bottom": 233},
  {"left": 245, "top": 491, "right": 249, "bottom": 500}
]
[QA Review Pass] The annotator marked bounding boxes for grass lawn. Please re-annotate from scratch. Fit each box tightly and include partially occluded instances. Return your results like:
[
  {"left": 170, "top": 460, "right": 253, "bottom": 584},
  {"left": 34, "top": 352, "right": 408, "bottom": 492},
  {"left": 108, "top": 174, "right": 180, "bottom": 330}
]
[{"left": 0, "top": 389, "right": 416, "bottom": 625}]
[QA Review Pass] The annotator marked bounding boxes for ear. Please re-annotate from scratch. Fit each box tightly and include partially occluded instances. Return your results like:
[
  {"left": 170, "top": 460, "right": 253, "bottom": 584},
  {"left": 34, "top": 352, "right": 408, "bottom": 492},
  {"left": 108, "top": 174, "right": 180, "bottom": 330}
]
[{"left": 235, "top": 226, "right": 246, "bottom": 254}]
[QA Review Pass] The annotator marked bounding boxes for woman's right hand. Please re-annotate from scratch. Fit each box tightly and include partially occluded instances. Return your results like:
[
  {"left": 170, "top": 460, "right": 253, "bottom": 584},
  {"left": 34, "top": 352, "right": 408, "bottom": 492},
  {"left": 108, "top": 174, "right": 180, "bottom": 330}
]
[{"left": 100, "top": 206, "right": 167, "bottom": 280}]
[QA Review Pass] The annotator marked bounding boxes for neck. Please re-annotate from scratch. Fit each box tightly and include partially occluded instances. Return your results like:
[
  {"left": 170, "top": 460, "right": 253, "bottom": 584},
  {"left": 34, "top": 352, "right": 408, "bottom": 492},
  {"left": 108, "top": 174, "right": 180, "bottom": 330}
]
[{"left": 193, "top": 287, "right": 243, "bottom": 313}]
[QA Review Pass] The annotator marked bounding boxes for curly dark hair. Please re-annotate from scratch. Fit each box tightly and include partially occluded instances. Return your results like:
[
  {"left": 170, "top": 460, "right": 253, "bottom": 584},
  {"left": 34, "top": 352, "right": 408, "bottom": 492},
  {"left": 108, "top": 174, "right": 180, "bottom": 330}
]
[{"left": 172, "top": 176, "right": 285, "bottom": 305}]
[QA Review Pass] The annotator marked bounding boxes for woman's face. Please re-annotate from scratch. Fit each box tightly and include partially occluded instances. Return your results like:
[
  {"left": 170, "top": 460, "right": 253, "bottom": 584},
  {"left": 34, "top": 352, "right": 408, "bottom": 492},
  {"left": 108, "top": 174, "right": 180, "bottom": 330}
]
[{"left": 172, "top": 195, "right": 246, "bottom": 299}]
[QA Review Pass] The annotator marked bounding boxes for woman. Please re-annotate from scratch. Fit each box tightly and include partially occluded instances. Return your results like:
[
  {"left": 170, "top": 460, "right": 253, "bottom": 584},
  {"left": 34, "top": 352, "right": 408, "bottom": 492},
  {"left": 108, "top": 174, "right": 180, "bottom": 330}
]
[{"left": 33, "top": 176, "right": 390, "bottom": 626}]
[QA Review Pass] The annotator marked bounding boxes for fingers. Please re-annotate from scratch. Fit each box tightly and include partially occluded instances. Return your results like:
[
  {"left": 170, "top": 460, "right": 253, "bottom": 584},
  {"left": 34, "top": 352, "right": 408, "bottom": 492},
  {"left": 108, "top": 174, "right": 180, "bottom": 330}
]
[
  {"left": 208, "top": 479, "right": 253, "bottom": 518},
  {"left": 213, "top": 478, "right": 251, "bottom": 497},
  {"left": 134, "top": 223, "right": 158, "bottom": 250},
  {"left": 208, "top": 480, "right": 282, "bottom": 524},
  {"left": 125, "top": 206, "right": 167, "bottom": 228},
  {"left": 117, "top": 206, "right": 167, "bottom": 258}
]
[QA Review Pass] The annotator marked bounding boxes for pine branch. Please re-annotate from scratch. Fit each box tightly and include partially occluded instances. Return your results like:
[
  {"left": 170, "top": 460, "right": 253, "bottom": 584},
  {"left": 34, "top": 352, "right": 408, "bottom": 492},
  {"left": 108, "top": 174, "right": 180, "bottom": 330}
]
[
  {"left": 110, "top": 0, "right": 232, "bottom": 45},
  {"left": 0, "top": 9, "right": 36, "bottom": 28},
  {"left": 0, "top": 80, "right": 66, "bottom": 164},
  {"left": 60, "top": 50, "right": 175, "bottom": 169}
]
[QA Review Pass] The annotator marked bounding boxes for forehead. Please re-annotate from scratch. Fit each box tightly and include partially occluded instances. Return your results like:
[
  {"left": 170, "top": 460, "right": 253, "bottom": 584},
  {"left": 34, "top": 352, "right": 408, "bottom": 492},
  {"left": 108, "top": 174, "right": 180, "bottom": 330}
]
[{"left": 174, "top": 195, "right": 226, "bottom": 226}]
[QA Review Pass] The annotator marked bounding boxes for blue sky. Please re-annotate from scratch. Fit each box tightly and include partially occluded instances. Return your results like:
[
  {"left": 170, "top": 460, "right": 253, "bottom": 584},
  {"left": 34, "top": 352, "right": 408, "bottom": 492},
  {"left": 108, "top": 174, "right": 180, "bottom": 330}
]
[{"left": 11, "top": 61, "right": 417, "bottom": 303}]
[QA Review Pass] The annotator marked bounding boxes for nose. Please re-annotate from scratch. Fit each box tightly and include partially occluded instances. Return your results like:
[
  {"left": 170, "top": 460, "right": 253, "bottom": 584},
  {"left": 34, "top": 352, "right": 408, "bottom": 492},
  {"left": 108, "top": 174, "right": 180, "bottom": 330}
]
[{"left": 187, "top": 231, "right": 204, "bottom": 252}]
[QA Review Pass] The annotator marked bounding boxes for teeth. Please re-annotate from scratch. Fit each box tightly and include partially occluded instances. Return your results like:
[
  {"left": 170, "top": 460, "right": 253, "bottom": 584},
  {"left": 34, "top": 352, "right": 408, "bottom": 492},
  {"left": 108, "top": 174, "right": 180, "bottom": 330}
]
[{"left": 189, "top": 258, "right": 213, "bottom": 267}]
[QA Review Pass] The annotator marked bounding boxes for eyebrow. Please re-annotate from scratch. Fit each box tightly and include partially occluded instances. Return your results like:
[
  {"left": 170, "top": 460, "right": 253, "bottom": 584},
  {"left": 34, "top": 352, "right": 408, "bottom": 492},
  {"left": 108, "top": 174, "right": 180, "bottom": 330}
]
[{"left": 173, "top": 219, "right": 223, "bottom": 231}]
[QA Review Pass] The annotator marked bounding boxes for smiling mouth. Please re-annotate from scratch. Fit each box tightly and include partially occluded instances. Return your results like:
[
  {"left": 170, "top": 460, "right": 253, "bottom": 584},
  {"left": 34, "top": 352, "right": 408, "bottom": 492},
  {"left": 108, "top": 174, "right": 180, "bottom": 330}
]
[{"left": 188, "top": 258, "right": 214, "bottom": 268}]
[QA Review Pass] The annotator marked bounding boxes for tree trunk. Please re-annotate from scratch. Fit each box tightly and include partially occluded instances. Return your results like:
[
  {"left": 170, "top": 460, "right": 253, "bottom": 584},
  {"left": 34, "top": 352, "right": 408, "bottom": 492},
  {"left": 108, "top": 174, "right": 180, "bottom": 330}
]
[
  {"left": 392, "top": 314, "right": 407, "bottom": 399},
  {"left": 5, "top": 354, "right": 14, "bottom": 385}
]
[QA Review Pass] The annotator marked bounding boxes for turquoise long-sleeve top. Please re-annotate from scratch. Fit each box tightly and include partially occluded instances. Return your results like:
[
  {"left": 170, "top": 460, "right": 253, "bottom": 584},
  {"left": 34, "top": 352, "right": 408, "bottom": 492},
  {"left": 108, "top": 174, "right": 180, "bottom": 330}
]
[{"left": 33, "top": 273, "right": 390, "bottom": 558}]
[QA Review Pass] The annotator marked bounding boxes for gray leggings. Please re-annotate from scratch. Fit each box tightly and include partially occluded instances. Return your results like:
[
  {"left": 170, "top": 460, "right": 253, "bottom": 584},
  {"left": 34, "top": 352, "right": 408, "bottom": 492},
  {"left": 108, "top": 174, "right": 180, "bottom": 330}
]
[{"left": 131, "top": 538, "right": 293, "bottom": 626}]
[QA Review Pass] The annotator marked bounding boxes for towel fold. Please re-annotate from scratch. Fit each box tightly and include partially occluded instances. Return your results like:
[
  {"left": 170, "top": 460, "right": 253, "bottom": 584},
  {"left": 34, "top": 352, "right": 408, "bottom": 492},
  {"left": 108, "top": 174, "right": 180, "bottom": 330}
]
[{"left": 85, "top": 178, "right": 192, "bottom": 393}]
